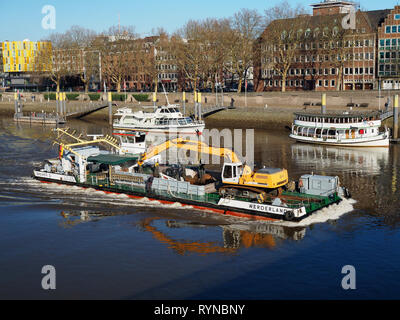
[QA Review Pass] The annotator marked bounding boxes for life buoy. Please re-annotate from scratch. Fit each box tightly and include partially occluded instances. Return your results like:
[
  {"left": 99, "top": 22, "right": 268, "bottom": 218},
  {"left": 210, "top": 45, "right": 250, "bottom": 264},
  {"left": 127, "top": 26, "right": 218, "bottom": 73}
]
[
  {"left": 368, "top": 121, "right": 374, "bottom": 127},
  {"left": 285, "top": 211, "right": 295, "bottom": 221}
]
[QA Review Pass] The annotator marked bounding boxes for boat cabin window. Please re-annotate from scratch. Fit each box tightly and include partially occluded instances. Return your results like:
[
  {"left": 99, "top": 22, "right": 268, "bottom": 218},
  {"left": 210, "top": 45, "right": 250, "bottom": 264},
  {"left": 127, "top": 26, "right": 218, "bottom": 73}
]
[
  {"left": 136, "top": 135, "right": 146, "bottom": 143},
  {"left": 328, "top": 130, "right": 336, "bottom": 136},
  {"left": 120, "top": 136, "right": 129, "bottom": 143}
]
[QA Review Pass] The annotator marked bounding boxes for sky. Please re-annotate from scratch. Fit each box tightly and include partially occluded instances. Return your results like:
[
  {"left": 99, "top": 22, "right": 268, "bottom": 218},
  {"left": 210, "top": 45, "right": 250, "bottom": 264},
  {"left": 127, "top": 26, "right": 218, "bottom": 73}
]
[{"left": 0, "top": 0, "right": 399, "bottom": 41}]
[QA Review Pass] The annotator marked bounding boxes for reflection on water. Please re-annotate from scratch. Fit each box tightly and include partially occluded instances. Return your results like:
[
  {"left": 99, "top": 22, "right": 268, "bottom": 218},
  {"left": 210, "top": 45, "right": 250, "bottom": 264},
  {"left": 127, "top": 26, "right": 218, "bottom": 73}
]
[
  {"left": 59, "top": 210, "right": 306, "bottom": 255},
  {"left": 292, "top": 144, "right": 389, "bottom": 176}
]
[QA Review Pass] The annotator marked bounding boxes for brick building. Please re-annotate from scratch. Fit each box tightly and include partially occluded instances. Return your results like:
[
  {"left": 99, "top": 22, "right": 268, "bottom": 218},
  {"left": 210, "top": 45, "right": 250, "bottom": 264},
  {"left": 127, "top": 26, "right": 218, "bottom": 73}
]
[
  {"left": 377, "top": 6, "right": 400, "bottom": 90},
  {"left": 255, "top": 0, "right": 392, "bottom": 92}
]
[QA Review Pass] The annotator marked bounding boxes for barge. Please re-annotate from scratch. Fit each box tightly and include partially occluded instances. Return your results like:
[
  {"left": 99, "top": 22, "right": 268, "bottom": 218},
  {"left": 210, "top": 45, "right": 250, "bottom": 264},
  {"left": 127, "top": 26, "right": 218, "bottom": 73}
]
[{"left": 33, "top": 129, "right": 351, "bottom": 222}]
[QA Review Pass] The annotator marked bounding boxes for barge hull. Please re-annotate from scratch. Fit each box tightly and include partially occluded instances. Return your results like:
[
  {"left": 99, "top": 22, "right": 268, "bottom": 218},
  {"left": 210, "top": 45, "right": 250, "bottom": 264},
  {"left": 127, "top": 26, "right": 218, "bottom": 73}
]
[{"left": 33, "top": 175, "right": 321, "bottom": 222}]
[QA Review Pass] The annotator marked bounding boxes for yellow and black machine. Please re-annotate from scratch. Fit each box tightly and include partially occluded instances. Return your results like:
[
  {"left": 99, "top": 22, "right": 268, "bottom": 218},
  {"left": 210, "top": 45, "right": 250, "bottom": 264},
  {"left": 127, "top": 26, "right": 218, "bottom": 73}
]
[{"left": 140, "top": 138, "right": 289, "bottom": 201}]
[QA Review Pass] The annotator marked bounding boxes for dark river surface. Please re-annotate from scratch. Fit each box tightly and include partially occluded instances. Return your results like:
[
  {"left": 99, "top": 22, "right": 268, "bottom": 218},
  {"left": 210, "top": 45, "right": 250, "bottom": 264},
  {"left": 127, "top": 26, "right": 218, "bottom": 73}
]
[{"left": 0, "top": 116, "right": 400, "bottom": 300}]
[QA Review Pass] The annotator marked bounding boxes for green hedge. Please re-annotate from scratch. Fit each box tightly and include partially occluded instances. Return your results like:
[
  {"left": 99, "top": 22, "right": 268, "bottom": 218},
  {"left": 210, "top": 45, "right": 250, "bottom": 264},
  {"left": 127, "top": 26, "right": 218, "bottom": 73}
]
[
  {"left": 44, "top": 93, "right": 57, "bottom": 100},
  {"left": 132, "top": 94, "right": 149, "bottom": 102},
  {"left": 112, "top": 93, "right": 126, "bottom": 101},
  {"left": 66, "top": 93, "right": 79, "bottom": 100},
  {"left": 88, "top": 93, "right": 101, "bottom": 101}
]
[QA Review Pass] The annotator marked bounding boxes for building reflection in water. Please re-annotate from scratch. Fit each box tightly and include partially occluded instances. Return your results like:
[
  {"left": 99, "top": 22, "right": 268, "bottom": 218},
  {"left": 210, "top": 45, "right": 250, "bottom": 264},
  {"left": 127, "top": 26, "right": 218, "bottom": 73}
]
[
  {"left": 59, "top": 211, "right": 306, "bottom": 255},
  {"left": 291, "top": 144, "right": 389, "bottom": 176}
]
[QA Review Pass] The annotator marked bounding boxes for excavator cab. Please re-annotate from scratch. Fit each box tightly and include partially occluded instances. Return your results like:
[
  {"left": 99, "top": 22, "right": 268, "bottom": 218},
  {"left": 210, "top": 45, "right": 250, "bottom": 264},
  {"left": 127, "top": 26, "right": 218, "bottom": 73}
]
[{"left": 222, "top": 163, "right": 243, "bottom": 184}]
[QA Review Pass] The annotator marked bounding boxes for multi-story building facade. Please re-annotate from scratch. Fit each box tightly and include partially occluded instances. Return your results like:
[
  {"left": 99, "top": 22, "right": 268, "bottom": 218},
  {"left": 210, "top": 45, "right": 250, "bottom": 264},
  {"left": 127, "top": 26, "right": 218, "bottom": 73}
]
[
  {"left": 0, "top": 44, "right": 4, "bottom": 87},
  {"left": 2, "top": 40, "right": 51, "bottom": 73},
  {"left": 255, "top": 0, "right": 392, "bottom": 92},
  {"left": 155, "top": 48, "right": 178, "bottom": 92},
  {"left": 1, "top": 40, "right": 52, "bottom": 90},
  {"left": 378, "top": 6, "right": 400, "bottom": 90}
]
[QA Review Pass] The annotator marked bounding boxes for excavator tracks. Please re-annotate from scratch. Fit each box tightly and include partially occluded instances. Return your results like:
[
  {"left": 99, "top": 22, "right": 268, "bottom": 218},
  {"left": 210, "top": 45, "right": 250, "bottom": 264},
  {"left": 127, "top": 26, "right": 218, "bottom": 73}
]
[{"left": 219, "top": 185, "right": 283, "bottom": 203}]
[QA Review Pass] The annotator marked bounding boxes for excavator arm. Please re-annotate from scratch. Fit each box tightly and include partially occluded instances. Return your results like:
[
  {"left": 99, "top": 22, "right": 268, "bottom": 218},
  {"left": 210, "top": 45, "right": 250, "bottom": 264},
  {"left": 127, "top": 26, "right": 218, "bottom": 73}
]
[
  {"left": 140, "top": 138, "right": 288, "bottom": 194},
  {"left": 141, "top": 138, "right": 243, "bottom": 164}
]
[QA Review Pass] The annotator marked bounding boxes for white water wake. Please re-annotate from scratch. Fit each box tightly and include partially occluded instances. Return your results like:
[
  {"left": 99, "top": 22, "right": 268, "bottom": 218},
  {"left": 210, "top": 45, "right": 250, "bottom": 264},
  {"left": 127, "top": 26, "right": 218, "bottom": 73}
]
[
  {"left": 271, "top": 198, "right": 357, "bottom": 227},
  {"left": 0, "top": 177, "right": 192, "bottom": 211},
  {"left": 1, "top": 177, "right": 355, "bottom": 227}
]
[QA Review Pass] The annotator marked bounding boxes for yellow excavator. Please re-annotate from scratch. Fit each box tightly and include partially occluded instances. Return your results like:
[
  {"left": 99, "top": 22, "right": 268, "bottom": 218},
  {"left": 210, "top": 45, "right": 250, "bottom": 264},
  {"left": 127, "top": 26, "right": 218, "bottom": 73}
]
[{"left": 140, "top": 138, "right": 289, "bottom": 200}]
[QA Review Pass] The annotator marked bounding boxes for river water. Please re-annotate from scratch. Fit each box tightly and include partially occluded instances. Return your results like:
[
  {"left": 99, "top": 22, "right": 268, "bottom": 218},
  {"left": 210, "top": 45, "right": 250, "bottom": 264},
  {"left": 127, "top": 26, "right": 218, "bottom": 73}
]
[{"left": 0, "top": 116, "right": 399, "bottom": 300}]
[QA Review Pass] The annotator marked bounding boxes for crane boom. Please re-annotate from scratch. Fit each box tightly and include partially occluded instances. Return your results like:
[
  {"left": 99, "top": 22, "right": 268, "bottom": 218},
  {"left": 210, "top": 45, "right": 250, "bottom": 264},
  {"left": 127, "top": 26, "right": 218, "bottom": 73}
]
[
  {"left": 141, "top": 138, "right": 288, "bottom": 196},
  {"left": 141, "top": 138, "right": 242, "bottom": 164}
]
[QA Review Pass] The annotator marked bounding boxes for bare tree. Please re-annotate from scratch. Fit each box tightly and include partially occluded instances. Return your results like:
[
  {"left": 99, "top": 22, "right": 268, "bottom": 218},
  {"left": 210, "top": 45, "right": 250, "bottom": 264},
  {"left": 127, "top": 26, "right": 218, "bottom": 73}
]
[
  {"left": 200, "top": 18, "right": 231, "bottom": 92},
  {"left": 36, "top": 26, "right": 97, "bottom": 92},
  {"left": 317, "top": 17, "right": 354, "bottom": 91},
  {"left": 36, "top": 35, "right": 84, "bottom": 92},
  {"left": 228, "top": 9, "right": 264, "bottom": 93},
  {"left": 171, "top": 20, "right": 208, "bottom": 92},
  {"left": 146, "top": 28, "right": 171, "bottom": 92},
  {"left": 64, "top": 26, "right": 98, "bottom": 93},
  {"left": 262, "top": 1, "right": 310, "bottom": 92},
  {"left": 100, "top": 26, "right": 137, "bottom": 93}
]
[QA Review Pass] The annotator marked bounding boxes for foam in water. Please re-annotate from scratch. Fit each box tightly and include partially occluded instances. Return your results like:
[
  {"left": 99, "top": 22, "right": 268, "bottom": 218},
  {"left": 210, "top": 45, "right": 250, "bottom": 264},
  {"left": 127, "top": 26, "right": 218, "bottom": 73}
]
[{"left": 271, "top": 198, "right": 357, "bottom": 227}]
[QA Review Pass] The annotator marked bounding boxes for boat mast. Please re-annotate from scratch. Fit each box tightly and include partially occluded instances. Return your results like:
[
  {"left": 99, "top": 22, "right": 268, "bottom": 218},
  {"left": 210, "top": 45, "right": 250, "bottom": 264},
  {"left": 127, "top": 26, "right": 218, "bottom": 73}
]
[{"left": 161, "top": 83, "right": 170, "bottom": 106}]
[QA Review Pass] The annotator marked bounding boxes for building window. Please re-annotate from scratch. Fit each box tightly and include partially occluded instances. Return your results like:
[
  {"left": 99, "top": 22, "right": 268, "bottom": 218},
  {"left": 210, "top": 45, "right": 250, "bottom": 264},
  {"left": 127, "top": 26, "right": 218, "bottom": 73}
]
[
  {"left": 392, "top": 26, "right": 397, "bottom": 33},
  {"left": 386, "top": 26, "right": 391, "bottom": 33},
  {"left": 395, "top": 14, "right": 400, "bottom": 20},
  {"left": 324, "top": 80, "right": 329, "bottom": 87},
  {"left": 331, "top": 80, "right": 335, "bottom": 87}
]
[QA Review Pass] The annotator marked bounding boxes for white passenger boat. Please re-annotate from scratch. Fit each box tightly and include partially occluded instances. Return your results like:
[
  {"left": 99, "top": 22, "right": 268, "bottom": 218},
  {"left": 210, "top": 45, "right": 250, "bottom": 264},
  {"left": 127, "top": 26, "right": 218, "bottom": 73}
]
[
  {"left": 113, "top": 105, "right": 205, "bottom": 135},
  {"left": 290, "top": 111, "right": 390, "bottom": 147}
]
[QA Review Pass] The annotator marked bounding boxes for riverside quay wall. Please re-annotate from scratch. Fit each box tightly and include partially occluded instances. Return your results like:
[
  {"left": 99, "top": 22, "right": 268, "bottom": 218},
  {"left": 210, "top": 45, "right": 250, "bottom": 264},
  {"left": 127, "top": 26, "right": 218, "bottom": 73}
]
[{"left": 1, "top": 90, "right": 399, "bottom": 129}]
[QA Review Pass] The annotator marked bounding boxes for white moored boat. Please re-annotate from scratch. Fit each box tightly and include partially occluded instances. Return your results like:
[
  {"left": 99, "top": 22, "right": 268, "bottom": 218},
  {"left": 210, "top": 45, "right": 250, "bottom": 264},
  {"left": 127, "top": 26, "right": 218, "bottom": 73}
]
[
  {"left": 113, "top": 105, "right": 205, "bottom": 135},
  {"left": 290, "top": 111, "right": 390, "bottom": 147}
]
